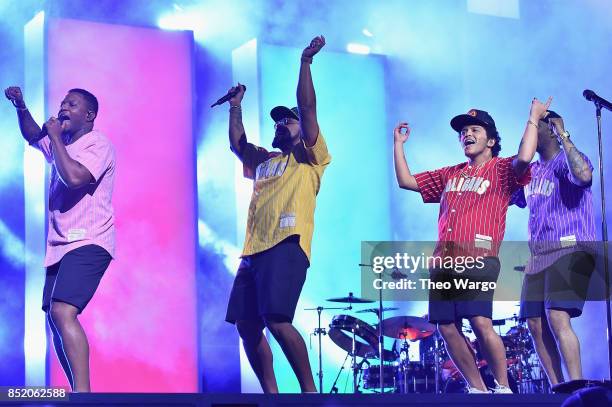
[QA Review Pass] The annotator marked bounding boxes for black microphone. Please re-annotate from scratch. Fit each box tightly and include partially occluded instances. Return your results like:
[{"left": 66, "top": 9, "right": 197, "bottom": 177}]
[
  {"left": 583, "top": 89, "right": 612, "bottom": 112},
  {"left": 210, "top": 85, "right": 246, "bottom": 108},
  {"left": 29, "top": 117, "right": 66, "bottom": 145}
]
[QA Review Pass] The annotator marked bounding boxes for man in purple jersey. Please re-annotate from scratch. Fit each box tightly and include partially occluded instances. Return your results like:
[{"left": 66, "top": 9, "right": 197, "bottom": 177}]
[{"left": 515, "top": 110, "right": 596, "bottom": 387}]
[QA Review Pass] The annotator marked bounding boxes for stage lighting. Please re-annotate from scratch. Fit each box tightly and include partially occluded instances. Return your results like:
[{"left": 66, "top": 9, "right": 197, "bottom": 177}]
[
  {"left": 347, "top": 43, "right": 371, "bottom": 55},
  {"left": 157, "top": 12, "right": 199, "bottom": 32}
]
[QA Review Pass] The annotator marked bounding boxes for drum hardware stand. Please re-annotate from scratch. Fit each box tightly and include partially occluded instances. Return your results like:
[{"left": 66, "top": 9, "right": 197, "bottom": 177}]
[
  {"left": 330, "top": 351, "right": 351, "bottom": 393},
  {"left": 305, "top": 304, "right": 350, "bottom": 393},
  {"left": 361, "top": 263, "right": 407, "bottom": 393},
  {"left": 431, "top": 330, "right": 442, "bottom": 393},
  {"left": 349, "top": 317, "right": 369, "bottom": 393},
  {"left": 359, "top": 262, "right": 387, "bottom": 393},
  {"left": 397, "top": 335, "right": 412, "bottom": 393}
]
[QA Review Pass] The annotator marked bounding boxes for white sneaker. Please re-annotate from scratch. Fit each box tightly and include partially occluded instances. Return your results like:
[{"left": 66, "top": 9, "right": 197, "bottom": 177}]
[
  {"left": 467, "top": 387, "right": 490, "bottom": 394},
  {"left": 492, "top": 384, "right": 513, "bottom": 394}
]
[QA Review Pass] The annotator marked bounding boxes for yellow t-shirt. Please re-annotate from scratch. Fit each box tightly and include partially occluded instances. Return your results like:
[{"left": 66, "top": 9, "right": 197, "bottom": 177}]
[{"left": 239, "top": 132, "right": 331, "bottom": 260}]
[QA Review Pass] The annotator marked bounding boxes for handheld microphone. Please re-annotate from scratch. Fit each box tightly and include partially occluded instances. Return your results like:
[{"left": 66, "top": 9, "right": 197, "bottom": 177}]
[
  {"left": 583, "top": 89, "right": 612, "bottom": 112},
  {"left": 29, "top": 116, "right": 66, "bottom": 145},
  {"left": 210, "top": 85, "right": 247, "bottom": 108}
]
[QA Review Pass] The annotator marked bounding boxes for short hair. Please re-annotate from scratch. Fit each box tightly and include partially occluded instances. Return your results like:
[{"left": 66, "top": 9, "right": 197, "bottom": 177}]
[
  {"left": 68, "top": 88, "right": 98, "bottom": 115},
  {"left": 485, "top": 127, "right": 501, "bottom": 157}
]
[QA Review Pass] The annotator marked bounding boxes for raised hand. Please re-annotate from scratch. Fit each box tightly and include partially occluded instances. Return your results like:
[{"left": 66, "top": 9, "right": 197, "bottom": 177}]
[
  {"left": 394, "top": 122, "right": 411, "bottom": 144},
  {"left": 529, "top": 96, "right": 552, "bottom": 120},
  {"left": 302, "top": 35, "right": 326, "bottom": 59},
  {"left": 228, "top": 82, "right": 246, "bottom": 106},
  {"left": 4, "top": 86, "right": 26, "bottom": 109}
]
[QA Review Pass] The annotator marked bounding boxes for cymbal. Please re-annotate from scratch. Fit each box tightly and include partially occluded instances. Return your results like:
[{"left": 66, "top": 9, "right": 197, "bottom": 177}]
[
  {"left": 379, "top": 316, "right": 435, "bottom": 340},
  {"left": 326, "top": 294, "right": 374, "bottom": 303},
  {"left": 357, "top": 307, "right": 399, "bottom": 314}
]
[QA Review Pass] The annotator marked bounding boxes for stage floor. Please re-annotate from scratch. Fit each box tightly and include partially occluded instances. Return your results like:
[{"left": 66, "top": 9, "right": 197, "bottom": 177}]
[{"left": 1, "top": 392, "right": 572, "bottom": 407}]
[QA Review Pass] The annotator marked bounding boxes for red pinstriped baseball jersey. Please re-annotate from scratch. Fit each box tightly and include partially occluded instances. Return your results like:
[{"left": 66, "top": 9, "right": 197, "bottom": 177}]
[{"left": 414, "top": 156, "right": 530, "bottom": 257}]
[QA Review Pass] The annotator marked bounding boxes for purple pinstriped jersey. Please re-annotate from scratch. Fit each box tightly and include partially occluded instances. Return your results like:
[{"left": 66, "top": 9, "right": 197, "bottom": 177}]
[{"left": 516, "top": 149, "right": 596, "bottom": 274}]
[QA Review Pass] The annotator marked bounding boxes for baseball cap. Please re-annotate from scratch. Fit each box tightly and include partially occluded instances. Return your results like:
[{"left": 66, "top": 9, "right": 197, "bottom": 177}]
[
  {"left": 450, "top": 109, "right": 496, "bottom": 132},
  {"left": 270, "top": 106, "right": 299, "bottom": 122}
]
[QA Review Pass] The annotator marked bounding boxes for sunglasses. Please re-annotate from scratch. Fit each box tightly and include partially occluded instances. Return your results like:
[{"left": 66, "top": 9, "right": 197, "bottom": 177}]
[{"left": 274, "top": 117, "right": 299, "bottom": 129}]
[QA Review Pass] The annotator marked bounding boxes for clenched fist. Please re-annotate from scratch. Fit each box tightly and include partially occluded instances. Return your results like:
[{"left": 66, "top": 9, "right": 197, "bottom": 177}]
[{"left": 4, "top": 86, "right": 26, "bottom": 109}]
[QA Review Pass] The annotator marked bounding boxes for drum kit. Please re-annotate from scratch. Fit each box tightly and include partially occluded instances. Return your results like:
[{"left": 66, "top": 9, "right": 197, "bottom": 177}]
[{"left": 307, "top": 293, "right": 548, "bottom": 394}]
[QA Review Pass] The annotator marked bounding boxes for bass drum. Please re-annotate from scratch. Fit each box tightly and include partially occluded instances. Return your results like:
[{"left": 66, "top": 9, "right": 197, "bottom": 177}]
[{"left": 444, "top": 365, "right": 518, "bottom": 393}]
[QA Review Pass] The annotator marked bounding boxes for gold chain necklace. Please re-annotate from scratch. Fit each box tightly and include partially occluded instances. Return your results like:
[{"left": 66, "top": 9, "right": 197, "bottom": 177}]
[{"left": 459, "top": 160, "right": 488, "bottom": 180}]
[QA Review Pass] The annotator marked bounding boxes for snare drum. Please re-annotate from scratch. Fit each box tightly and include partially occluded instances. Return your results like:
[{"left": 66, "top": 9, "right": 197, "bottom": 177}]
[{"left": 328, "top": 314, "right": 378, "bottom": 358}]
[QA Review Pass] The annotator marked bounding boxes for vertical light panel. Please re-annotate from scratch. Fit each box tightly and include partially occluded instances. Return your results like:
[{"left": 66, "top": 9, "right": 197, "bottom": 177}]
[
  {"left": 44, "top": 18, "right": 197, "bottom": 391},
  {"left": 264, "top": 46, "right": 391, "bottom": 393},
  {"left": 23, "top": 11, "right": 48, "bottom": 387}
]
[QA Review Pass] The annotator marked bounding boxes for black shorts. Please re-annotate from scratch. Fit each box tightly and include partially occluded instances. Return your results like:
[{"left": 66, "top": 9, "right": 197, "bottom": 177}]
[
  {"left": 42, "top": 244, "right": 112, "bottom": 314},
  {"left": 520, "top": 251, "right": 595, "bottom": 319},
  {"left": 428, "top": 256, "right": 500, "bottom": 324},
  {"left": 225, "top": 235, "right": 309, "bottom": 324}
]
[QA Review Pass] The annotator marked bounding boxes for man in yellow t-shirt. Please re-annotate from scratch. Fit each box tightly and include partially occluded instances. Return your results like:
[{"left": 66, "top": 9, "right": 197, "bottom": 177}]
[{"left": 225, "top": 36, "right": 331, "bottom": 393}]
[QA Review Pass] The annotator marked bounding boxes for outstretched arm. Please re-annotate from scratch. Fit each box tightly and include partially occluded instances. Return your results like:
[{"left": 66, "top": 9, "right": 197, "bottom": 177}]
[
  {"left": 393, "top": 122, "right": 419, "bottom": 192},
  {"left": 4, "top": 86, "right": 43, "bottom": 143},
  {"left": 297, "top": 35, "right": 325, "bottom": 147},
  {"left": 549, "top": 117, "right": 592, "bottom": 186},
  {"left": 227, "top": 83, "right": 247, "bottom": 157},
  {"left": 513, "top": 96, "right": 552, "bottom": 176}
]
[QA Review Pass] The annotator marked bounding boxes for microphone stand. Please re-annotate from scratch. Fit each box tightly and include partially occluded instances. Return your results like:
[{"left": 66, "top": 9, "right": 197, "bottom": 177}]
[
  {"left": 593, "top": 102, "right": 612, "bottom": 380},
  {"left": 378, "top": 268, "right": 385, "bottom": 394}
]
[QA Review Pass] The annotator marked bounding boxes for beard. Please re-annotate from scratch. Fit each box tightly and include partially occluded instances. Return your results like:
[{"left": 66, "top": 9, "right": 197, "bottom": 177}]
[{"left": 272, "top": 127, "right": 293, "bottom": 149}]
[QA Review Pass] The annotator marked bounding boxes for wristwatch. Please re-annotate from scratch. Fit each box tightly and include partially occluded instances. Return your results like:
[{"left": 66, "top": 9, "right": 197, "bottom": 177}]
[{"left": 559, "top": 130, "right": 570, "bottom": 141}]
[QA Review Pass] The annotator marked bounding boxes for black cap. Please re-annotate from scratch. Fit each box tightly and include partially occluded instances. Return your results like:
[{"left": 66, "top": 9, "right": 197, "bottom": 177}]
[
  {"left": 450, "top": 109, "right": 496, "bottom": 132},
  {"left": 270, "top": 106, "right": 299, "bottom": 122}
]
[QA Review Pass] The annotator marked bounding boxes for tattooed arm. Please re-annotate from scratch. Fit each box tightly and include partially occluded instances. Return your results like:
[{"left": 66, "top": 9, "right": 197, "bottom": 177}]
[
  {"left": 227, "top": 83, "right": 247, "bottom": 157},
  {"left": 550, "top": 117, "right": 592, "bottom": 186}
]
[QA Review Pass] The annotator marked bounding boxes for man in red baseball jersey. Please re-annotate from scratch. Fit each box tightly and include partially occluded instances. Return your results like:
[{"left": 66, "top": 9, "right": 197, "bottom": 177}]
[{"left": 393, "top": 98, "right": 550, "bottom": 393}]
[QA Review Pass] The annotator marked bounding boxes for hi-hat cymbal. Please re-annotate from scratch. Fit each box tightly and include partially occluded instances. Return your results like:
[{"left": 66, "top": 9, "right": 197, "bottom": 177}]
[
  {"left": 356, "top": 307, "right": 399, "bottom": 314},
  {"left": 326, "top": 293, "right": 374, "bottom": 303},
  {"left": 379, "top": 316, "right": 435, "bottom": 340}
]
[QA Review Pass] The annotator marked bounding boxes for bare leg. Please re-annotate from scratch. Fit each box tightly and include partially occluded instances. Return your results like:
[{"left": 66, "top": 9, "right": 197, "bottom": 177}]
[
  {"left": 527, "top": 316, "right": 564, "bottom": 385},
  {"left": 49, "top": 301, "right": 90, "bottom": 392},
  {"left": 46, "top": 313, "right": 74, "bottom": 390},
  {"left": 546, "top": 309, "right": 582, "bottom": 380},
  {"left": 438, "top": 322, "right": 487, "bottom": 391},
  {"left": 236, "top": 320, "right": 279, "bottom": 393},
  {"left": 469, "top": 316, "right": 509, "bottom": 387},
  {"left": 264, "top": 317, "right": 316, "bottom": 393}
]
